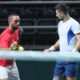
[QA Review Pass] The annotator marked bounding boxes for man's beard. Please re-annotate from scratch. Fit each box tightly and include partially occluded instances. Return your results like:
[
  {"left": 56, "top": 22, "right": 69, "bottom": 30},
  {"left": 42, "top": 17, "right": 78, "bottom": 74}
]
[
  {"left": 12, "top": 26, "right": 18, "bottom": 31},
  {"left": 60, "top": 16, "right": 64, "bottom": 20}
]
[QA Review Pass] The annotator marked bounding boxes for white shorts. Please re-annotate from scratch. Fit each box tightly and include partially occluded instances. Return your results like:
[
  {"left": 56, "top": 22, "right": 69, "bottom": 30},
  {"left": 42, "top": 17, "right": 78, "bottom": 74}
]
[
  {"left": 0, "top": 66, "right": 8, "bottom": 79},
  {"left": 0, "top": 61, "right": 20, "bottom": 80}
]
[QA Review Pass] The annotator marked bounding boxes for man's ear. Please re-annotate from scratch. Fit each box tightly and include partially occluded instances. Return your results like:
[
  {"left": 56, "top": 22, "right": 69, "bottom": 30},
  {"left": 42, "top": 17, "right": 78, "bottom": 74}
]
[
  {"left": 61, "top": 12, "right": 64, "bottom": 16},
  {"left": 8, "top": 20, "right": 11, "bottom": 24}
]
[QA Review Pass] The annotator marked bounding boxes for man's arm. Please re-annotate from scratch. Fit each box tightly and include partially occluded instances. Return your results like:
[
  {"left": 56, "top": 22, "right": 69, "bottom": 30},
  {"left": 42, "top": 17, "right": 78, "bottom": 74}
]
[
  {"left": 0, "top": 48, "right": 10, "bottom": 50},
  {"left": 53, "top": 40, "right": 60, "bottom": 49},
  {"left": 0, "top": 41, "right": 18, "bottom": 51},
  {"left": 44, "top": 40, "right": 60, "bottom": 52},
  {"left": 74, "top": 33, "right": 80, "bottom": 50}
]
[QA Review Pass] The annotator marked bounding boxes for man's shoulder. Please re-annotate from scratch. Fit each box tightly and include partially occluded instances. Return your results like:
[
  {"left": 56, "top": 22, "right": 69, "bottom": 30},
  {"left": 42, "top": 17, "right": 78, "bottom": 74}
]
[
  {"left": 0, "top": 27, "right": 10, "bottom": 36},
  {"left": 58, "top": 21, "right": 63, "bottom": 26},
  {"left": 70, "top": 18, "right": 79, "bottom": 24}
]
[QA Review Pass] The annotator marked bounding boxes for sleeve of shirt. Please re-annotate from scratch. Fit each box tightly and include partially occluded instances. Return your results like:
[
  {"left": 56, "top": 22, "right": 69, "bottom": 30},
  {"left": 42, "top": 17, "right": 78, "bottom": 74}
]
[{"left": 71, "top": 21, "right": 80, "bottom": 34}]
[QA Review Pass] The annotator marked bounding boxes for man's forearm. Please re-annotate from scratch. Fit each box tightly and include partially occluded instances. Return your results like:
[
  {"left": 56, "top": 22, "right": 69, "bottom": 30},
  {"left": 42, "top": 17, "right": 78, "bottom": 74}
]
[
  {"left": 75, "top": 34, "right": 80, "bottom": 50},
  {"left": 0, "top": 48, "right": 10, "bottom": 50},
  {"left": 54, "top": 40, "right": 60, "bottom": 49},
  {"left": 74, "top": 41, "right": 80, "bottom": 50}
]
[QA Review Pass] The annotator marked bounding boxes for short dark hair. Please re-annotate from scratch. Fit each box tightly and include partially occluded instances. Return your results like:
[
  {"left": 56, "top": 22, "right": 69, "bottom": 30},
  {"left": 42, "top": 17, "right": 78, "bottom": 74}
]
[
  {"left": 55, "top": 4, "right": 69, "bottom": 15},
  {"left": 8, "top": 13, "right": 19, "bottom": 21}
]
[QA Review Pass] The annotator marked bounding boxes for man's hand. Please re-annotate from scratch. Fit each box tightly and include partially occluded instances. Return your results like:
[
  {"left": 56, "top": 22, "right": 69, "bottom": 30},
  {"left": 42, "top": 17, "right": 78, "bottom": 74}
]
[
  {"left": 72, "top": 48, "right": 78, "bottom": 54},
  {"left": 44, "top": 49, "right": 51, "bottom": 52},
  {"left": 10, "top": 41, "right": 18, "bottom": 50},
  {"left": 44, "top": 46, "right": 56, "bottom": 52}
]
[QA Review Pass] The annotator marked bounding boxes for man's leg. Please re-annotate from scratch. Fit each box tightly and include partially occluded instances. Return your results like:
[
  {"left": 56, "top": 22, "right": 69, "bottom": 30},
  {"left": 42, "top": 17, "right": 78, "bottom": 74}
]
[
  {"left": 0, "top": 66, "right": 8, "bottom": 80},
  {"left": 65, "top": 62, "right": 79, "bottom": 80},
  {"left": 66, "top": 77, "right": 76, "bottom": 80},
  {"left": 8, "top": 61, "right": 20, "bottom": 80},
  {"left": 0, "top": 79, "right": 8, "bottom": 80},
  {"left": 53, "top": 62, "right": 65, "bottom": 80},
  {"left": 53, "top": 76, "right": 64, "bottom": 80}
]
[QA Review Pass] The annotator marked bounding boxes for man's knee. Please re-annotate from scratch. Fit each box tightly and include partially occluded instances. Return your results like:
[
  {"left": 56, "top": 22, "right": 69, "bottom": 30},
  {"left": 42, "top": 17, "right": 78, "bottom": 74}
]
[
  {"left": 53, "top": 78, "right": 60, "bottom": 80},
  {"left": 53, "top": 79, "right": 60, "bottom": 80},
  {"left": 53, "top": 77, "right": 63, "bottom": 80}
]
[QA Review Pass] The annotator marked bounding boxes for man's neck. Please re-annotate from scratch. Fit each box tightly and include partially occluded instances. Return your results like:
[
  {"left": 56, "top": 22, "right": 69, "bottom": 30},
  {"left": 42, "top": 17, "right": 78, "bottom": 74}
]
[
  {"left": 9, "top": 26, "right": 14, "bottom": 33},
  {"left": 64, "top": 14, "right": 70, "bottom": 22}
]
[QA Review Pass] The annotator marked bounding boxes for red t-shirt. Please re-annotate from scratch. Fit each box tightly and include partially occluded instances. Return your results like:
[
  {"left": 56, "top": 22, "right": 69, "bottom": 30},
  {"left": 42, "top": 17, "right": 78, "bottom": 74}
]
[{"left": 0, "top": 27, "right": 19, "bottom": 66}]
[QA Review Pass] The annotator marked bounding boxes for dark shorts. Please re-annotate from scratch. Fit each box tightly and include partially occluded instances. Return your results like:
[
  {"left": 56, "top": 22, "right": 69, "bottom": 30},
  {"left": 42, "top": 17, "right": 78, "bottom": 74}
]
[{"left": 53, "top": 61, "right": 79, "bottom": 77}]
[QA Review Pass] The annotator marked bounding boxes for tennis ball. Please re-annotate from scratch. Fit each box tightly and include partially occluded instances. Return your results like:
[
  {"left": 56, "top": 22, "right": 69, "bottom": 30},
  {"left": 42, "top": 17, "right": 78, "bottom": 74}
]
[{"left": 18, "top": 46, "right": 24, "bottom": 51}]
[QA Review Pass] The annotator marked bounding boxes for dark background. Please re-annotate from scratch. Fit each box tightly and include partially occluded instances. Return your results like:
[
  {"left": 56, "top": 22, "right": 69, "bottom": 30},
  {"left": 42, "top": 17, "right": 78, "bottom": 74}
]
[{"left": 17, "top": 61, "right": 55, "bottom": 80}]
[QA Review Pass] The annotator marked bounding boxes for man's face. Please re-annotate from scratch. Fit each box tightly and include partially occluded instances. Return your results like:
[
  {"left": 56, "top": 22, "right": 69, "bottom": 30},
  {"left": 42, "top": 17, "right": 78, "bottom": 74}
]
[
  {"left": 56, "top": 10, "right": 64, "bottom": 20},
  {"left": 9, "top": 16, "right": 20, "bottom": 30}
]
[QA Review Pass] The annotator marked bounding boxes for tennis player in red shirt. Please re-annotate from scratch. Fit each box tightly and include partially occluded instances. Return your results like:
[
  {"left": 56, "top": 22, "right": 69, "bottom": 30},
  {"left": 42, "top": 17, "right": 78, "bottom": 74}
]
[{"left": 0, "top": 13, "right": 21, "bottom": 80}]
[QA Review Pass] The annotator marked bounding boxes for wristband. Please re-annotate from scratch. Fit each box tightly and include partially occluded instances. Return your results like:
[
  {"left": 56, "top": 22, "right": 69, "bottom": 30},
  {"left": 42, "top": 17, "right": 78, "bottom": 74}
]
[
  {"left": 72, "top": 48, "right": 78, "bottom": 53},
  {"left": 49, "top": 46, "right": 56, "bottom": 51}
]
